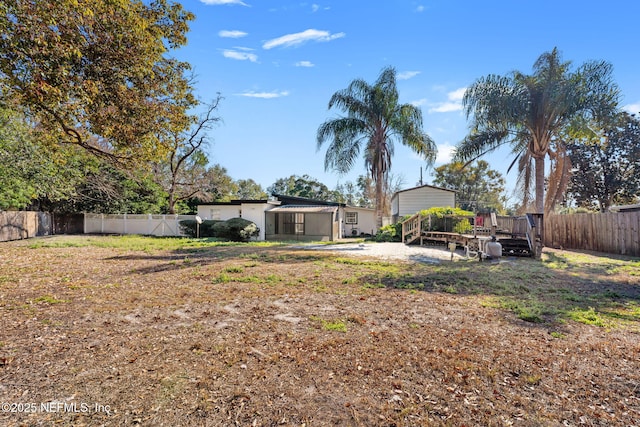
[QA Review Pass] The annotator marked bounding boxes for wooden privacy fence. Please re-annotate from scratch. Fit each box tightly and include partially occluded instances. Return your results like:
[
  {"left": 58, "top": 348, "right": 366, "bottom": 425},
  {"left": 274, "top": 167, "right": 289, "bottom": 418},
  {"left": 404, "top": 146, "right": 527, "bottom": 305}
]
[
  {"left": 0, "top": 211, "right": 53, "bottom": 242},
  {"left": 544, "top": 212, "right": 640, "bottom": 257},
  {"left": 84, "top": 213, "right": 195, "bottom": 237}
]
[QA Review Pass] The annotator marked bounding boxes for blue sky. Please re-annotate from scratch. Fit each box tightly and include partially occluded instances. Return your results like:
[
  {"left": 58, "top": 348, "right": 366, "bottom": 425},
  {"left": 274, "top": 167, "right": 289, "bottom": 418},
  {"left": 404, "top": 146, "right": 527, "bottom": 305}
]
[{"left": 174, "top": 0, "right": 640, "bottom": 202}]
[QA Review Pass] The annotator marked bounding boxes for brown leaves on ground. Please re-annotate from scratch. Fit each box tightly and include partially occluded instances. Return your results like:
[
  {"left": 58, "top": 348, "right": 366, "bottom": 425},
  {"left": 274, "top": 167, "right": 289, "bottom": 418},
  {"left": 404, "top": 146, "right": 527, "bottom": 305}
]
[{"left": 0, "top": 236, "right": 639, "bottom": 426}]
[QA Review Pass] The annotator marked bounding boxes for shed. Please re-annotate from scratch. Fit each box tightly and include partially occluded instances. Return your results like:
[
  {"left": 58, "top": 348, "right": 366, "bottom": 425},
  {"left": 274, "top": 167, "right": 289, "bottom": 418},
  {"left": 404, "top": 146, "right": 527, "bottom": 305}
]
[{"left": 391, "top": 184, "right": 456, "bottom": 222}]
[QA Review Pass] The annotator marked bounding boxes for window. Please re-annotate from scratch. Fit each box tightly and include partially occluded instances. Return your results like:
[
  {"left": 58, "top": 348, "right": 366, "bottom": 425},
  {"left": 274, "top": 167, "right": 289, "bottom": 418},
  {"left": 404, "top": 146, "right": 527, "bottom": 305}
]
[
  {"left": 282, "top": 213, "right": 304, "bottom": 234},
  {"left": 210, "top": 209, "right": 221, "bottom": 220},
  {"left": 345, "top": 211, "right": 358, "bottom": 224}
]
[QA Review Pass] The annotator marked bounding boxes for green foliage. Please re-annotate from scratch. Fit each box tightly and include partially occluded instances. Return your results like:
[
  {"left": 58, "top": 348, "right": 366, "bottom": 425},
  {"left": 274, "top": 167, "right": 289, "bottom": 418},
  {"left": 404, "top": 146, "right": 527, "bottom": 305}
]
[
  {"left": 432, "top": 160, "right": 507, "bottom": 213},
  {"left": 417, "top": 207, "right": 475, "bottom": 218},
  {"left": 374, "top": 223, "right": 402, "bottom": 242},
  {"left": 268, "top": 174, "right": 337, "bottom": 201},
  {"left": 567, "top": 112, "right": 640, "bottom": 211},
  {"left": 317, "top": 66, "right": 437, "bottom": 226},
  {"left": 0, "top": 106, "right": 87, "bottom": 210},
  {"left": 234, "top": 179, "right": 268, "bottom": 199},
  {"left": 453, "top": 218, "right": 472, "bottom": 234},
  {"left": 213, "top": 218, "right": 260, "bottom": 242},
  {"left": 418, "top": 207, "right": 474, "bottom": 233},
  {"left": 457, "top": 48, "right": 620, "bottom": 214},
  {"left": 180, "top": 220, "right": 223, "bottom": 238},
  {"left": 0, "top": 0, "right": 196, "bottom": 161},
  {"left": 180, "top": 218, "right": 259, "bottom": 242}
]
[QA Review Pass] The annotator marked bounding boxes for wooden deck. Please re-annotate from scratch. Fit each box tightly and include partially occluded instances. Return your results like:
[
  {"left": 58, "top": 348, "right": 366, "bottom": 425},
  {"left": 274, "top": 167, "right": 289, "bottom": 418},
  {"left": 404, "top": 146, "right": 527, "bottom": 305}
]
[{"left": 401, "top": 213, "right": 543, "bottom": 258}]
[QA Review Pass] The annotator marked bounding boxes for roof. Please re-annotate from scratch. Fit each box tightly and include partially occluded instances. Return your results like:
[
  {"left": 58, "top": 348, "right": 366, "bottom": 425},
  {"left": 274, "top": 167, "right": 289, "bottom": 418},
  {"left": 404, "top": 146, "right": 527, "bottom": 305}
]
[
  {"left": 609, "top": 203, "right": 640, "bottom": 212},
  {"left": 272, "top": 193, "right": 346, "bottom": 207},
  {"left": 267, "top": 205, "right": 338, "bottom": 214},
  {"left": 199, "top": 199, "right": 274, "bottom": 206},
  {"left": 392, "top": 184, "right": 457, "bottom": 198}
]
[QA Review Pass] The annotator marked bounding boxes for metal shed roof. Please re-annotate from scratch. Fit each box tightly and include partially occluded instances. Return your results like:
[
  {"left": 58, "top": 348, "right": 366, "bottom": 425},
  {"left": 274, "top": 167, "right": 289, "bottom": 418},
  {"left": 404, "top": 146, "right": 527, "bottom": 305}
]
[{"left": 267, "top": 205, "right": 338, "bottom": 214}]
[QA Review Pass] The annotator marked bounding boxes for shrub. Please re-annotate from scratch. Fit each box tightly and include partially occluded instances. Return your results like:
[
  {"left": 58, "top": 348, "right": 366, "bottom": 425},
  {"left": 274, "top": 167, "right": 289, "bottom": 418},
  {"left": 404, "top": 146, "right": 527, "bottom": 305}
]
[
  {"left": 418, "top": 207, "right": 474, "bottom": 233},
  {"left": 212, "top": 217, "right": 260, "bottom": 242},
  {"left": 374, "top": 223, "right": 402, "bottom": 242},
  {"left": 179, "top": 218, "right": 259, "bottom": 241},
  {"left": 179, "top": 219, "right": 221, "bottom": 237}
]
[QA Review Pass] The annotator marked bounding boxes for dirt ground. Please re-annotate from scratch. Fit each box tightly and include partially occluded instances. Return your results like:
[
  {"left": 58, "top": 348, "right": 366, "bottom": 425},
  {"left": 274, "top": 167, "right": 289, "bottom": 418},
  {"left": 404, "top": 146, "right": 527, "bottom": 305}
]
[{"left": 0, "top": 236, "right": 639, "bottom": 426}]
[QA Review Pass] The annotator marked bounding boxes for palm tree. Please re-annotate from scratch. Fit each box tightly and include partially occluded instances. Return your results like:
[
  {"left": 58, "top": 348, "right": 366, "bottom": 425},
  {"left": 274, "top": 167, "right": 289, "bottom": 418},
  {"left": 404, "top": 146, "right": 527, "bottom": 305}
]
[
  {"left": 317, "top": 66, "right": 437, "bottom": 228},
  {"left": 455, "top": 48, "right": 619, "bottom": 214}
]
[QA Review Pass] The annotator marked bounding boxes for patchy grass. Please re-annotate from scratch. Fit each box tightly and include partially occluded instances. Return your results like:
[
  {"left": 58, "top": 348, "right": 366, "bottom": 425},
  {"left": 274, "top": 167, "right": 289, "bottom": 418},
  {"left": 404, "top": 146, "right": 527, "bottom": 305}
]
[{"left": 0, "top": 236, "right": 639, "bottom": 426}]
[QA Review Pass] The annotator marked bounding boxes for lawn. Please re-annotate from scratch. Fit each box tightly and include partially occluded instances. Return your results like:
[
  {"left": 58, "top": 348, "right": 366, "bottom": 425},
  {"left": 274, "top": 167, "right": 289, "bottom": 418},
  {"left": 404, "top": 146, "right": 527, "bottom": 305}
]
[{"left": 1, "top": 235, "right": 639, "bottom": 426}]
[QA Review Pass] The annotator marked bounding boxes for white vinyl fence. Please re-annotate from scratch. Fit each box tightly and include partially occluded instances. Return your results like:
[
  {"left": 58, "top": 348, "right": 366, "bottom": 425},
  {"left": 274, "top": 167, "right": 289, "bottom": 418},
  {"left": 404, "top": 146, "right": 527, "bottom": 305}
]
[{"left": 84, "top": 214, "right": 196, "bottom": 237}]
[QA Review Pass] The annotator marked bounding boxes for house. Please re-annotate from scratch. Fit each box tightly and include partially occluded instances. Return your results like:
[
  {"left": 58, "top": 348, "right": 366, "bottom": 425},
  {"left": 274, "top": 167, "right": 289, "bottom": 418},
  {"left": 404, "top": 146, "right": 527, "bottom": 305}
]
[
  {"left": 266, "top": 194, "right": 376, "bottom": 241},
  {"left": 342, "top": 205, "right": 377, "bottom": 237},
  {"left": 197, "top": 195, "right": 376, "bottom": 241},
  {"left": 391, "top": 184, "right": 457, "bottom": 222},
  {"left": 196, "top": 199, "right": 279, "bottom": 241}
]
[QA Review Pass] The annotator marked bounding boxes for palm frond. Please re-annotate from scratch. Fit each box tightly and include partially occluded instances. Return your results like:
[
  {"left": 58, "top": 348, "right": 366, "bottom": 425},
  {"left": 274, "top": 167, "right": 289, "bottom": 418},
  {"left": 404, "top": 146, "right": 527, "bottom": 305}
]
[
  {"left": 454, "top": 129, "right": 510, "bottom": 164},
  {"left": 317, "top": 117, "right": 367, "bottom": 174}
]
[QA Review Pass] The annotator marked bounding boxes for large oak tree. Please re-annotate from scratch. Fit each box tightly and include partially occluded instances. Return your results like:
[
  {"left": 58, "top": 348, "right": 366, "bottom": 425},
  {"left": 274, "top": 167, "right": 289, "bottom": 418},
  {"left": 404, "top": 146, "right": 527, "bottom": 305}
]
[{"left": 0, "top": 0, "right": 196, "bottom": 161}]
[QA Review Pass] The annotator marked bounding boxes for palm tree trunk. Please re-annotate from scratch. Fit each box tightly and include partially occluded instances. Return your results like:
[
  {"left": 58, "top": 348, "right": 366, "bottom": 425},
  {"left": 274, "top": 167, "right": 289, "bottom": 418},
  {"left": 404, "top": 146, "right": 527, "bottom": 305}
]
[
  {"left": 535, "top": 156, "right": 545, "bottom": 214},
  {"left": 374, "top": 171, "right": 384, "bottom": 229}
]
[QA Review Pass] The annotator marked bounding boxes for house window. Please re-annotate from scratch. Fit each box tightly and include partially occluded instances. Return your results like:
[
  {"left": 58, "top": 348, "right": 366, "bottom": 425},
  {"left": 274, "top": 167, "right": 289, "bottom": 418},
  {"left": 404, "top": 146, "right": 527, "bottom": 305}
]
[
  {"left": 210, "top": 209, "right": 221, "bottom": 220},
  {"left": 345, "top": 212, "right": 358, "bottom": 224},
  {"left": 283, "top": 213, "right": 304, "bottom": 234}
]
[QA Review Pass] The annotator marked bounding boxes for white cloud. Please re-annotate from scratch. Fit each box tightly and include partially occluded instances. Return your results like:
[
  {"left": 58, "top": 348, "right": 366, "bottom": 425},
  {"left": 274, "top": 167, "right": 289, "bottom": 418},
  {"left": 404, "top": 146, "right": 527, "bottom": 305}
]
[
  {"left": 447, "top": 87, "right": 467, "bottom": 101},
  {"left": 410, "top": 98, "right": 428, "bottom": 107},
  {"left": 312, "top": 4, "right": 319, "bottom": 12},
  {"left": 222, "top": 49, "right": 257, "bottom": 62},
  {"left": 295, "top": 61, "right": 315, "bottom": 67},
  {"left": 398, "top": 71, "right": 421, "bottom": 80},
  {"left": 623, "top": 102, "right": 640, "bottom": 114},
  {"left": 219, "top": 30, "right": 248, "bottom": 38},
  {"left": 237, "top": 91, "right": 290, "bottom": 99},
  {"left": 429, "top": 102, "right": 462, "bottom": 114},
  {"left": 428, "top": 87, "right": 467, "bottom": 113},
  {"left": 200, "top": 0, "right": 249, "bottom": 6},
  {"left": 435, "top": 143, "right": 456, "bottom": 164},
  {"left": 263, "top": 29, "right": 345, "bottom": 49}
]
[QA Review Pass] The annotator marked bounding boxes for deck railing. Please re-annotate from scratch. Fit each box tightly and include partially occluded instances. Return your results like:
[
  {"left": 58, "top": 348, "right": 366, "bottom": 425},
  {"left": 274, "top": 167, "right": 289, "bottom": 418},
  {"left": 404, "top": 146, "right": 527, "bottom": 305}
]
[{"left": 401, "top": 213, "right": 421, "bottom": 244}]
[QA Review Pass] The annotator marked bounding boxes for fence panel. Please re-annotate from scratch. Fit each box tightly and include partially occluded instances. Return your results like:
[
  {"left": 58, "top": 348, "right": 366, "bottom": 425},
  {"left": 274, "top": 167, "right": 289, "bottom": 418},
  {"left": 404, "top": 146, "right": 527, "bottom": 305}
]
[
  {"left": 0, "top": 211, "right": 53, "bottom": 242},
  {"left": 545, "top": 212, "right": 640, "bottom": 257},
  {"left": 84, "top": 214, "right": 195, "bottom": 237}
]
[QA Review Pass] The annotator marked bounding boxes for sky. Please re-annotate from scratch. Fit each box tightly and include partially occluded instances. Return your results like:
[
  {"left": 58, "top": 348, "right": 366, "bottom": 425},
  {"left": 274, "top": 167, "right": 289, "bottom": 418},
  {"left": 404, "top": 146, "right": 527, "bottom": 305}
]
[{"left": 173, "top": 0, "right": 640, "bottom": 202}]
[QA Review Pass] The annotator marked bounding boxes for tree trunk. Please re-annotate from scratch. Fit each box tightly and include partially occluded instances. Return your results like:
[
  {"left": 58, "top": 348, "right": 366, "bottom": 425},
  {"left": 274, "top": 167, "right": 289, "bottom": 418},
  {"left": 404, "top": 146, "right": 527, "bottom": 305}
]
[
  {"left": 535, "top": 156, "right": 545, "bottom": 214},
  {"left": 374, "top": 171, "right": 384, "bottom": 230}
]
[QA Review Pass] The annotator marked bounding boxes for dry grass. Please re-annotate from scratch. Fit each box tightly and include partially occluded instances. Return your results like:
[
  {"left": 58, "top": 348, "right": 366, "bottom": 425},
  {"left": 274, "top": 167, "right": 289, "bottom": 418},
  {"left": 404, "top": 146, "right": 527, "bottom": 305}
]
[{"left": 1, "top": 235, "right": 639, "bottom": 426}]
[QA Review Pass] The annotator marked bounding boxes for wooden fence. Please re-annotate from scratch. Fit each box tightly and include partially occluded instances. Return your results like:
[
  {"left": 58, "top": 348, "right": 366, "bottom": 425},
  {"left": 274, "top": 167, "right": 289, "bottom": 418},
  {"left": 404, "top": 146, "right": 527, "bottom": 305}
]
[
  {"left": 544, "top": 212, "right": 640, "bottom": 257},
  {"left": 0, "top": 211, "right": 53, "bottom": 242}
]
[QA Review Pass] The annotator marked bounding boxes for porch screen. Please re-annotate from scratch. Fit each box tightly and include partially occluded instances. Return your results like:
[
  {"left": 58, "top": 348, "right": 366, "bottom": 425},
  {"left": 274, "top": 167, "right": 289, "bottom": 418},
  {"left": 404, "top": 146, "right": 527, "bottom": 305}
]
[{"left": 283, "top": 213, "right": 304, "bottom": 234}]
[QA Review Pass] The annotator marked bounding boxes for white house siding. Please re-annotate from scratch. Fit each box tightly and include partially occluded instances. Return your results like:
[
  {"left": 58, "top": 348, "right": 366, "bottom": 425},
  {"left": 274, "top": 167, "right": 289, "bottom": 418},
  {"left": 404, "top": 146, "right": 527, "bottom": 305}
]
[
  {"left": 197, "top": 205, "right": 240, "bottom": 221},
  {"left": 392, "top": 185, "right": 456, "bottom": 219},
  {"left": 239, "top": 203, "right": 269, "bottom": 241},
  {"left": 342, "top": 207, "right": 376, "bottom": 237},
  {"left": 197, "top": 202, "right": 275, "bottom": 241}
]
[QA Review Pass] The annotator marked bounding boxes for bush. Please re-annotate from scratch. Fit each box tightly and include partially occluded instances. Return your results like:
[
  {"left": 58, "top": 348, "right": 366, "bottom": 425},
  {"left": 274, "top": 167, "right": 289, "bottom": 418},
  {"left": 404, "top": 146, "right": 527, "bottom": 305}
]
[
  {"left": 212, "top": 217, "right": 260, "bottom": 242},
  {"left": 179, "top": 219, "right": 221, "bottom": 237},
  {"left": 417, "top": 207, "right": 474, "bottom": 233},
  {"left": 179, "top": 218, "right": 259, "bottom": 241},
  {"left": 374, "top": 223, "right": 402, "bottom": 242}
]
